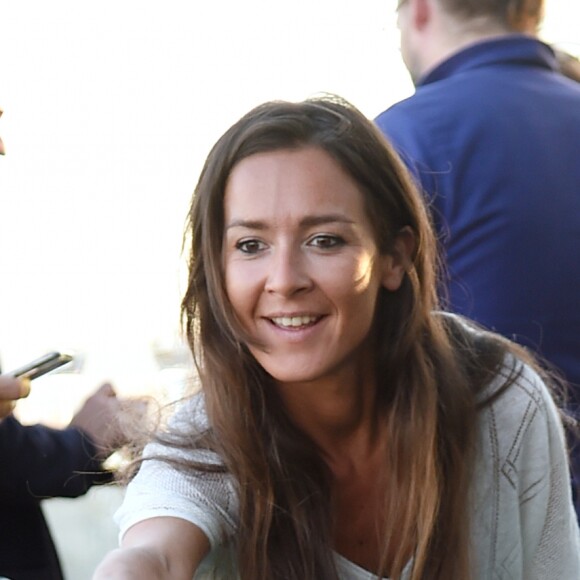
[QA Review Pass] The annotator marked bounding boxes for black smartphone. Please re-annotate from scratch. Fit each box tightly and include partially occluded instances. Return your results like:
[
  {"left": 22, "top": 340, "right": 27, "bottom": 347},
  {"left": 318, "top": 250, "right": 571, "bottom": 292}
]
[{"left": 9, "top": 352, "right": 74, "bottom": 381}]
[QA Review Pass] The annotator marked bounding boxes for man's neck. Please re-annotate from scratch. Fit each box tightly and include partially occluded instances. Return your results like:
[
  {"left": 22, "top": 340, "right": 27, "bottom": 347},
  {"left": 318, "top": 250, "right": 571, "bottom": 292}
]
[
  {"left": 419, "top": 23, "right": 535, "bottom": 80},
  {"left": 417, "top": 0, "right": 544, "bottom": 78}
]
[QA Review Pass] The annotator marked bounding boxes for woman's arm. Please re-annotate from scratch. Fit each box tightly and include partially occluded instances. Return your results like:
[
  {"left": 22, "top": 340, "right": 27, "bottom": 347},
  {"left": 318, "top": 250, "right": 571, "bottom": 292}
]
[{"left": 93, "top": 516, "right": 210, "bottom": 580}]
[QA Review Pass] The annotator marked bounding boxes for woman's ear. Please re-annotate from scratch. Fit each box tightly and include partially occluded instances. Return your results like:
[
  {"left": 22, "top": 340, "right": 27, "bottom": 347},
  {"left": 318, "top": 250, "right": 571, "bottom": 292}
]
[{"left": 380, "top": 227, "right": 416, "bottom": 291}]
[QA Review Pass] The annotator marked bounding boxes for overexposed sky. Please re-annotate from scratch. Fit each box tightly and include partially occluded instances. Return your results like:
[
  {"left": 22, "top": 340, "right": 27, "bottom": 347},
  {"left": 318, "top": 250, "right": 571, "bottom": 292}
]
[
  {"left": 0, "top": 1, "right": 578, "bottom": 411},
  {"left": 0, "top": 1, "right": 410, "bottom": 389}
]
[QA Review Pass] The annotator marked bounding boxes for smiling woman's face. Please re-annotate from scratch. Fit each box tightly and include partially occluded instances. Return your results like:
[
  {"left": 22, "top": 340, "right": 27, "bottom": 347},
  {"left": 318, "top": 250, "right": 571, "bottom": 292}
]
[{"left": 222, "top": 146, "right": 406, "bottom": 388}]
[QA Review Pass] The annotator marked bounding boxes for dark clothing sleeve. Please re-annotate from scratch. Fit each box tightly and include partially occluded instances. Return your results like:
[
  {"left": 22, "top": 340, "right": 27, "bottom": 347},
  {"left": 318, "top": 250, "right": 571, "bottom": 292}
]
[
  {"left": 0, "top": 416, "right": 114, "bottom": 580},
  {"left": 0, "top": 415, "right": 113, "bottom": 499}
]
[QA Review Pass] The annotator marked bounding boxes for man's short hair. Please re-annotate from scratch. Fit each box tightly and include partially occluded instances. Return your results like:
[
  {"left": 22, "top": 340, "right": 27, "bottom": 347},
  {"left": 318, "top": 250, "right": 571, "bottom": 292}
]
[{"left": 438, "top": 0, "right": 544, "bottom": 31}]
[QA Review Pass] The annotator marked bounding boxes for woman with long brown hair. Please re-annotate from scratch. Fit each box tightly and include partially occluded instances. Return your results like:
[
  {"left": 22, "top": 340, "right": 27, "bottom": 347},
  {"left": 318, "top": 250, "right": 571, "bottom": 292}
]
[{"left": 94, "top": 96, "right": 579, "bottom": 579}]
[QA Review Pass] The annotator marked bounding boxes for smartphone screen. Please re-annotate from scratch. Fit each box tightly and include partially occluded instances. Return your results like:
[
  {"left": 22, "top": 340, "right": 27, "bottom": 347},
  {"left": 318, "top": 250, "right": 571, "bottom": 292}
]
[{"left": 9, "top": 352, "right": 74, "bottom": 381}]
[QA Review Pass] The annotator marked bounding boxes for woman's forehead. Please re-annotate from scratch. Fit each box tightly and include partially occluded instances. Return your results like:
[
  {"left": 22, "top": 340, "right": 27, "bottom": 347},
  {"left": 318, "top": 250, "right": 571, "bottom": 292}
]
[{"left": 223, "top": 147, "right": 370, "bottom": 227}]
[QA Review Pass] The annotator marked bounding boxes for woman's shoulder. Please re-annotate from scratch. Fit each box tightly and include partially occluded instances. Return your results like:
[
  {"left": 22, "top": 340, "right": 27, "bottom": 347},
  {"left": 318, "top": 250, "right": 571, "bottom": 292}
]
[
  {"left": 474, "top": 349, "right": 565, "bottom": 478},
  {"left": 437, "top": 311, "right": 556, "bottom": 415},
  {"left": 460, "top": 321, "right": 579, "bottom": 577},
  {"left": 143, "top": 392, "right": 223, "bottom": 465},
  {"left": 116, "top": 391, "right": 239, "bottom": 548},
  {"left": 481, "top": 353, "right": 553, "bottom": 413}
]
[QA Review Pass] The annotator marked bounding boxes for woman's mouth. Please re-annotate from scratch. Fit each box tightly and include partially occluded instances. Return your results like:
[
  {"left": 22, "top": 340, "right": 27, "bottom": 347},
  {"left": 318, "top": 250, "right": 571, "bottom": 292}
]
[{"left": 269, "top": 315, "right": 321, "bottom": 329}]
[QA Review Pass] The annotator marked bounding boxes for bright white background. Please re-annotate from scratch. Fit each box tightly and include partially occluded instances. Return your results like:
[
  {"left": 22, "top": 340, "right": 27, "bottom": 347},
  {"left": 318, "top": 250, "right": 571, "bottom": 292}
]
[
  {"left": 0, "top": 2, "right": 578, "bottom": 577},
  {"left": 0, "top": 0, "right": 414, "bottom": 407},
  {"left": 0, "top": 1, "right": 578, "bottom": 407}
]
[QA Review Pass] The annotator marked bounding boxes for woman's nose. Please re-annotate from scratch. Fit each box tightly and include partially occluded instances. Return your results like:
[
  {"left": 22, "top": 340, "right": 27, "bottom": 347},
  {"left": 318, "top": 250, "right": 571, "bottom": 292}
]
[{"left": 264, "top": 246, "right": 312, "bottom": 296}]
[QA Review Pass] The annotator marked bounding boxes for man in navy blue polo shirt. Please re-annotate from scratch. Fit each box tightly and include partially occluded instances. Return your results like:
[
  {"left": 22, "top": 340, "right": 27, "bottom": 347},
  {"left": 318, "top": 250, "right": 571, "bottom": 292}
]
[{"left": 375, "top": 0, "right": 580, "bottom": 518}]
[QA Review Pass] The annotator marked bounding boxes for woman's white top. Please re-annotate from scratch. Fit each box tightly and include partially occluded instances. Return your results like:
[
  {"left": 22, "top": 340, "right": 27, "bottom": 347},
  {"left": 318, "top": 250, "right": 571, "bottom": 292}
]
[{"left": 115, "top": 355, "right": 580, "bottom": 579}]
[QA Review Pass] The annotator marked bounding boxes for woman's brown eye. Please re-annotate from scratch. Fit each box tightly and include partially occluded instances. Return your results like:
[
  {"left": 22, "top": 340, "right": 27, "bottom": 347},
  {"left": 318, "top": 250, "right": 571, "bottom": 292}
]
[
  {"left": 309, "top": 235, "right": 344, "bottom": 249},
  {"left": 236, "top": 239, "right": 265, "bottom": 254}
]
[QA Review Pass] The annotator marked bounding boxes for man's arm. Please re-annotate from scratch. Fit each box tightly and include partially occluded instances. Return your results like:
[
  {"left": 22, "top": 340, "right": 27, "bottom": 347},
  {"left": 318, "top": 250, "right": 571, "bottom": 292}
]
[
  {"left": 0, "top": 383, "right": 145, "bottom": 499},
  {"left": 0, "top": 414, "right": 111, "bottom": 499}
]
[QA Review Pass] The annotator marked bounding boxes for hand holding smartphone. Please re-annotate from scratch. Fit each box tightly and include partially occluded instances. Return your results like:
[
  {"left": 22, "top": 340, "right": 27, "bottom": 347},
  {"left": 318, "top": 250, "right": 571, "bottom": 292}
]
[{"left": 8, "top": 352, "right": 74, "bottom": 381}]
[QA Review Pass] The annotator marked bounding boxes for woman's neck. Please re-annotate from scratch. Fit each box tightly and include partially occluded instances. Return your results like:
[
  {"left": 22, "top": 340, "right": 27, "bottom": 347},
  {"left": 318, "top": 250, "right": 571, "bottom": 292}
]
[{"left": 275, "top": 364, "right": 381, "bottom": 467}]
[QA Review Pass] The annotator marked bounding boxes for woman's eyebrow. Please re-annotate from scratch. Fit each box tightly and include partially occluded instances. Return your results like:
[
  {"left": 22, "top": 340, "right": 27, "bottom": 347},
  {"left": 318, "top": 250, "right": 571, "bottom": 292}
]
[
  {"left": 226, "top": 214, "right": 355, "bottom": 231},
  {"left": 299, "top": 214, "right": 355, "bottom": 228},
  {"left": 226, "top": 219, "right": 267, "bottom": 231}
]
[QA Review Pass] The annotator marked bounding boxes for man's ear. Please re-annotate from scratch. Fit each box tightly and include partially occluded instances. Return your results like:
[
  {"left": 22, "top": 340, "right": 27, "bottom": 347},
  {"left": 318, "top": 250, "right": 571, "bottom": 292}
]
[
  {"left": 380, "top": 227, "right": 416, "bottom": 291},
  {"left": 413, "top": 0, "right": 431, "bottom": 30}
]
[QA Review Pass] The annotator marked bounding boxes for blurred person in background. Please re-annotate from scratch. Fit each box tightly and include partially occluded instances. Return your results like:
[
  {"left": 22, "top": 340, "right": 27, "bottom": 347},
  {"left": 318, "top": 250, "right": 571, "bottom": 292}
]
[
  {"left": 375, "top": 0, "right": 580, "bottom": 518},
  {"left": 554, "top": 47, "right": 580, "bottom": 82},
  {"left": 0, "top": 109, "right": 145, "bottom": 579},
  {"left": 0, "top": 378, "right": 134, "bottom": 580}
]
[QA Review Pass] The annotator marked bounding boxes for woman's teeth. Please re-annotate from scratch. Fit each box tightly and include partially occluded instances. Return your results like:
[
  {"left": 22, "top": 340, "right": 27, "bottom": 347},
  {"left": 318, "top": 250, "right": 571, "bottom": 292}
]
[{"left": 271, "top": 315, "right": 318, "bottom": 328}]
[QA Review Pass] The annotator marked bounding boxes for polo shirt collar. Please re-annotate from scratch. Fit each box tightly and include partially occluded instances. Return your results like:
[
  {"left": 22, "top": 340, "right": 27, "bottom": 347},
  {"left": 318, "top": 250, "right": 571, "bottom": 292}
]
[{"left": 418, "top": 35, "right": 558, "bottom": 87}]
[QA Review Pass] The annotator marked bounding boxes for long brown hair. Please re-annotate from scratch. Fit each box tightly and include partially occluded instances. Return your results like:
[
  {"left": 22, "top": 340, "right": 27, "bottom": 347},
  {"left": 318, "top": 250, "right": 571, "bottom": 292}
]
[{"left": 178, "top": 96, "right": 519, "bottom": 579}]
